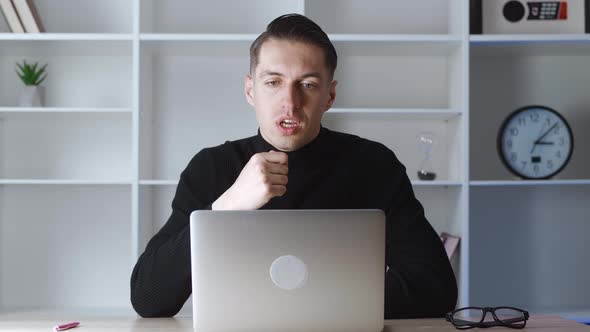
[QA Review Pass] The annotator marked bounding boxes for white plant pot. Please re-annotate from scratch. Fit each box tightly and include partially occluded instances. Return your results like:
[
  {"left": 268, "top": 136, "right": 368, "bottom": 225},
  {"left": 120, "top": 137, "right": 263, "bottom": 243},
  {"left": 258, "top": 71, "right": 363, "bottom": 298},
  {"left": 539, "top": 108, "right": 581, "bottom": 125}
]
[{"left": 19, "top": 85, "right": 45, "bottom": 107}]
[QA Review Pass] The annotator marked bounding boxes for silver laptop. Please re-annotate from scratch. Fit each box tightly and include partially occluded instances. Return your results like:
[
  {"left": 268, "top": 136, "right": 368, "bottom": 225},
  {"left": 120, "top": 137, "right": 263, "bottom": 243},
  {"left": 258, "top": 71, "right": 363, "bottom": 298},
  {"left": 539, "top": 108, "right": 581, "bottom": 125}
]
[{"left": 189, "top": 209, "right": 385, "bottom": 332}]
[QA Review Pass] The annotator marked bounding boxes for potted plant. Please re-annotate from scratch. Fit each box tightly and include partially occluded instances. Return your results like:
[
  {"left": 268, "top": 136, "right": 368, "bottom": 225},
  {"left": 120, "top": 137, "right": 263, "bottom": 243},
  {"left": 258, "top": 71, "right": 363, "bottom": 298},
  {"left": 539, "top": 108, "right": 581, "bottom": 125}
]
[{"left": 16, "top": 60, "right": 48, "bottom": 107}]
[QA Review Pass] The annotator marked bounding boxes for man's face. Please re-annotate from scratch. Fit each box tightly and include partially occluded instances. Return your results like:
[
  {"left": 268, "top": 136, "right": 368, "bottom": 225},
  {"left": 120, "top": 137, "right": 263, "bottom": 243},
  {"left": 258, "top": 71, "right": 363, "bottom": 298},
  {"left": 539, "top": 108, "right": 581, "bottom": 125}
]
[{"left": 245, "top": 38, "right": 337, "bottom": 151}]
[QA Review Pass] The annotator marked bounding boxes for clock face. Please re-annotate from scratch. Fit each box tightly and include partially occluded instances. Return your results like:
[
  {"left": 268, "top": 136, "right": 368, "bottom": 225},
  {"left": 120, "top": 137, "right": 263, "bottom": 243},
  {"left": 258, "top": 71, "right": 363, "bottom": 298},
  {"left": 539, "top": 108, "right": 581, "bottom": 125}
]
[{"left": 497, "top": 106, "right": 574, "bottom": 179}]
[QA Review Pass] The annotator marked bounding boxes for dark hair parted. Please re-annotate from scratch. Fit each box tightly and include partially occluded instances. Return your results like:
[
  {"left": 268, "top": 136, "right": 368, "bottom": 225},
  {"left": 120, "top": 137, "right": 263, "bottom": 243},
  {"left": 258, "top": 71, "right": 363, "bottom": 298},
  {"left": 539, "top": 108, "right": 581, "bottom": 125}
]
[{"left": 249, "top": 13, "right": 337, "bottom": 78}]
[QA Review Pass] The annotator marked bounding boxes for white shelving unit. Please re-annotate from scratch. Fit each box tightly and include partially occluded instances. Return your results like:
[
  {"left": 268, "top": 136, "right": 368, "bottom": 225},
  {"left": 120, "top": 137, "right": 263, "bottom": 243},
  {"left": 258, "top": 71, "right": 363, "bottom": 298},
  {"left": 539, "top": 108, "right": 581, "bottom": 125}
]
[
  {"left": 0, "top": 0, "right": 587, "bottom": 320},
  {"left": 469, "top": 32, "right": 590, "bottom": 317}
]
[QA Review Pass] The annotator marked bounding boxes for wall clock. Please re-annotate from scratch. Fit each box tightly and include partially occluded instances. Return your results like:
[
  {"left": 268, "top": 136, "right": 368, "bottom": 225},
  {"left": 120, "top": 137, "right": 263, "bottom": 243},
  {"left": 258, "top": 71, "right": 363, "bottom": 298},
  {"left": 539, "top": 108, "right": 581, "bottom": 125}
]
[{"left": 497, "top": 105, "right": 573, "bottom": 179}]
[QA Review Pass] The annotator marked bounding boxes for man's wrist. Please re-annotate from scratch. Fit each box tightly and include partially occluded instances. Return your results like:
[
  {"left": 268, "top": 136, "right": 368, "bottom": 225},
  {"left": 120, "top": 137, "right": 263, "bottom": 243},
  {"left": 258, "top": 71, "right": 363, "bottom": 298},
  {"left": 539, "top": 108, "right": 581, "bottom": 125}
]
[
  {"left": 211, "top": 196, "right": 225, "bottom": 210},
  {"left": 212, "top": 189, "right": 233, "bottom": 210}
]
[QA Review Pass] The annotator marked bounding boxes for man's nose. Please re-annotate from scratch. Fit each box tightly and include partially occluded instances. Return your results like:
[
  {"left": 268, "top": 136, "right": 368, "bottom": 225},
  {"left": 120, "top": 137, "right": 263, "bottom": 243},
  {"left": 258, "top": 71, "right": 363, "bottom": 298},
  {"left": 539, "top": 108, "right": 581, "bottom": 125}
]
[{"left": 281, "top": 84, "right": 302, "bottom": 113}]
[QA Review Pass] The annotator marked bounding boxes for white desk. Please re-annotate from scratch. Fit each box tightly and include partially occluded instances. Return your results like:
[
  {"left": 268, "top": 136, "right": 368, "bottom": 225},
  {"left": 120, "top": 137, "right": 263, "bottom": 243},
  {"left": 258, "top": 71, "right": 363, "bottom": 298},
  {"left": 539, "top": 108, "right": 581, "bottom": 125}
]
[{"left": 0, "top": 311, "right": 588, "bottom": 331}]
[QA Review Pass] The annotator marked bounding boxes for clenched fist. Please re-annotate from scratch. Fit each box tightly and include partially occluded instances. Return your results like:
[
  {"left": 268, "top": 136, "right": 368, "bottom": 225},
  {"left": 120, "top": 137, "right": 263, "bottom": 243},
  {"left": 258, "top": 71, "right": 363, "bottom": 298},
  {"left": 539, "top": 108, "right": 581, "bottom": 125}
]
[{"left": 212, "top": 151, "right": 288, "bottom": 210}]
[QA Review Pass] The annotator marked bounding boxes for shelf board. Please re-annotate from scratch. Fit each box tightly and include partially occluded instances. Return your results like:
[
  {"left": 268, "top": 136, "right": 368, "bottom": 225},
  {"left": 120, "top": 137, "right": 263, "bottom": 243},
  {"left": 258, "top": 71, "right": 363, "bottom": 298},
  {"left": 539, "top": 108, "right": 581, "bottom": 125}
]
[
  {"left": 411, "top": 180, "right": 462, "bottom": 187},
  {"left": 327, "top": 108, "right": 462, "bottom": 120},
  {"left": 139, "top": 180, "right": 178, "bottom": 186},
  {"left": 139, "top": 33, "right": 462, "bottom": 43},
  {"left": 470, "top": 34, "right": 590, "bottom": 57},
  {"left": 140, "top": 180, "right": 463, "bottom": 187},
  {"left": 0, "top": 33, "right": 134, "bottom": 41},
  {"left": 0, "top": 39, "right": 132, "bottom": 56},
  {"left": 0, "top": 107, "right": 132, "bottom": 113},
  {"left": 139, "top": 180, "right": 462, "bottom": 187},
  {"left": 140, "top": 33, "right": 258, "bottom": 42},
  {"left": 0, "top": 179, "right": 133, "bottom": 185},
  {"left": 470, "top": 34, "right": 590, "bottom": 43},
  {"left": 470, "top": 180, "right": 590, "bottom": 187},
  {"left": 140, "top": 33, "right": 463, "bottom": 57},
  {"left": 330, "top": 34, "right": 462, "bottom": 42}
]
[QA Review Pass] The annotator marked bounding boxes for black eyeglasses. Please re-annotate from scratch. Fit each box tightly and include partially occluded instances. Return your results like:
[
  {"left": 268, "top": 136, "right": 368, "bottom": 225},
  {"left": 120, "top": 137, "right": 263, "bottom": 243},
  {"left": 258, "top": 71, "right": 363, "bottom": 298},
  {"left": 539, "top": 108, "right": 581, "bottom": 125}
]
[{"left": 446, "top": 306, "right": 530, "bottom": 329}]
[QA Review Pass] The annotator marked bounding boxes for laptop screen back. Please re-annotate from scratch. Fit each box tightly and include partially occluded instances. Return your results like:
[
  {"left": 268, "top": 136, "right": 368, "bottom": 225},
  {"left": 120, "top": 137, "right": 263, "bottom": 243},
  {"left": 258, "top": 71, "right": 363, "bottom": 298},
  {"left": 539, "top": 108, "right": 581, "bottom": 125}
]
[{"left": 190, "top": 209, "right": 385, "bottom": 332}]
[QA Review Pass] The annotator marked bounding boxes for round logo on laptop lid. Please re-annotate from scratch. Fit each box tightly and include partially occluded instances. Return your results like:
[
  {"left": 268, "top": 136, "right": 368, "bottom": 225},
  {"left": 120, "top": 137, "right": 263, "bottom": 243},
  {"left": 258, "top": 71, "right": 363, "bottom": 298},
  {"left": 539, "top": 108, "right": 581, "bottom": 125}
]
[{"left": 269, "top": 255, "right": 308, "bottom": 290}]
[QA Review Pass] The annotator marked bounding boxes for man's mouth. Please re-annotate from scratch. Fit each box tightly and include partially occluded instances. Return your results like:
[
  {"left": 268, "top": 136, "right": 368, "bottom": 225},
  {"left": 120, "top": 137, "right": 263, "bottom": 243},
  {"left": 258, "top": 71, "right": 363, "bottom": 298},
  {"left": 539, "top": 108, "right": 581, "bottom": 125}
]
[{"left": 280, "top": 119, "right": 299, "bottom": 128}]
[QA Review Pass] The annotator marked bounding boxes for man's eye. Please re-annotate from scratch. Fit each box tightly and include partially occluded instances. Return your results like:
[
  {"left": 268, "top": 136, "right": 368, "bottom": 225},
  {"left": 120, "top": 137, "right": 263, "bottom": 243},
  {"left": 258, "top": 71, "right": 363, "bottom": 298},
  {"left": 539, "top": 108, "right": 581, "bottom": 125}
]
[
  {"left": 302, "top": 82, "right": 317, "bottom": 89},
  {"left": 265, "top": 80, "right": 279, "bottom": 87}
]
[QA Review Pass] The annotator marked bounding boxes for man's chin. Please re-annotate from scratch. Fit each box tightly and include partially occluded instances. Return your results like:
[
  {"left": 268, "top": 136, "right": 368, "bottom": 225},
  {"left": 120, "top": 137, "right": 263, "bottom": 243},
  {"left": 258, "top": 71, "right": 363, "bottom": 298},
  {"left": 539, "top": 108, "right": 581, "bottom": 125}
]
[{"left": 269, "top": 137, "right": 305, "bottom": 152}]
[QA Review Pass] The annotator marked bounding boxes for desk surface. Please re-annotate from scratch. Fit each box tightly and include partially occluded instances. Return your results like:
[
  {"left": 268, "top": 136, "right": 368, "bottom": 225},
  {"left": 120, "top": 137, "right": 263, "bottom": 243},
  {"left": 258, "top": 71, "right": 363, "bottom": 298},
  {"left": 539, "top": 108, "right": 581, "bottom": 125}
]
[{"left": 0, "top": 311, "right": 588, "bottom": 331}]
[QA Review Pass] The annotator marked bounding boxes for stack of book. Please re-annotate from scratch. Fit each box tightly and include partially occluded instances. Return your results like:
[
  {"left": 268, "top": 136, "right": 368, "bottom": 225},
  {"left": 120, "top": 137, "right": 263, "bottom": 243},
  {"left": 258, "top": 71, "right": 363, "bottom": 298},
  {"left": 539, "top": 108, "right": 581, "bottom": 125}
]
[
  {"left": 0, "top": 0, "right": 44, "bottom": 33},
  {"left": 440, "top": 232, "right": 461, "bottom": 261}
]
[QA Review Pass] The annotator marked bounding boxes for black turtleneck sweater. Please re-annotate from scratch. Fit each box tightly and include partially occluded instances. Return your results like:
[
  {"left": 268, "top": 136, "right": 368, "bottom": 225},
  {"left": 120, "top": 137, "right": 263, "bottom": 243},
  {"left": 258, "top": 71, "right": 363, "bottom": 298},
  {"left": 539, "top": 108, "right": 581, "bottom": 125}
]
[{"left": 130, "top": 126, "right": 457, "bottom": 319}]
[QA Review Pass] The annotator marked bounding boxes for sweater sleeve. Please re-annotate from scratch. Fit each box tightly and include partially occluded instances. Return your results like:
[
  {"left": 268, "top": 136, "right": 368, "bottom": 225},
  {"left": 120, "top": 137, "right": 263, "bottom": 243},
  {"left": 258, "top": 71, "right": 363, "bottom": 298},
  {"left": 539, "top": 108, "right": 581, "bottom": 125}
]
[
  {"left": 384, "top": 159, "right": 458, "bottom": 319},
  {"left": 130, "top": 150, "right": 216, "bottom": 317}
]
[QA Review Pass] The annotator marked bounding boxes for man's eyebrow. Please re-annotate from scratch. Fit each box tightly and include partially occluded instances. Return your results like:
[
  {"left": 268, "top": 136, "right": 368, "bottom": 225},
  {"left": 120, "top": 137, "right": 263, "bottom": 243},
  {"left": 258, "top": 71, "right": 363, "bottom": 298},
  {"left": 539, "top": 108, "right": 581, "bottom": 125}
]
[
  {"left": 258, "top": 70, "right": 323, "bottom": 80},
  {"left": 259, "top": 70, "right": 283, "bottom": 78}
]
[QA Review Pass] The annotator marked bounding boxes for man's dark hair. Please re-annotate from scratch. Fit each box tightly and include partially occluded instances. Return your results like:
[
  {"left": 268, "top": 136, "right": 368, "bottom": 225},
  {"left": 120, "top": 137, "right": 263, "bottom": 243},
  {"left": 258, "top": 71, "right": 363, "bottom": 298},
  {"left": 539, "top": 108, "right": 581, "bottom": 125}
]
[{"left": 249, "top": 13, "right": 337, "bottom": 79}]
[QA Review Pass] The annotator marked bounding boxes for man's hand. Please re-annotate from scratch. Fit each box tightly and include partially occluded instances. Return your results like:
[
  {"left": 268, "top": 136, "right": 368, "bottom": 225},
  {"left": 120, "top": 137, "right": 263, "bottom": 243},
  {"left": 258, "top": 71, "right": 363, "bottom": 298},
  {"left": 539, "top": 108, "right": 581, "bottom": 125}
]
[{"left": 212, "top": 151, "right": 288, "bottom": 210}]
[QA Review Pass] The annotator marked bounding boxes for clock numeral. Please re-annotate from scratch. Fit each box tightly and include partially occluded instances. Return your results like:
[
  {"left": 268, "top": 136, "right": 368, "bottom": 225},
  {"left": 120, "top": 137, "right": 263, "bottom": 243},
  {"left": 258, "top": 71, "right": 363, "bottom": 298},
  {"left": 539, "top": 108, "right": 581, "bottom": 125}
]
[
  {"left": 510, "top": 152, "right": 517, "bottom": 162},
  {"left": 533, "top": 164, "right": 540, "bottom": 174},
  {"left": 547, "top": 160, "right": 554, "bottom": 169},
  {"left": 559, "top": 137, "right": 566, "bottom": 146},
  {"left": 556, "top": 150, "right": 562, "bottom": 158},
  {"left": 518, "top": 117, "right": 526, "bottom": 126},
  {"left": 506, "top": 139, "right": 513, "bottom": 149},
  {"left": 545, "top": 117, "right": 551, "bottom": 126},
  {"left": 530, "top": 112, "right": 540, "bottom": 122},
  {"left": 553, "top": 124, "right": 560, "bottom": 135},
  {"left": 521, "top": 161, "right": 527, "bottom": 170},
  {"left": 510, "top": 127, "right": 519, "bottom": 136}
]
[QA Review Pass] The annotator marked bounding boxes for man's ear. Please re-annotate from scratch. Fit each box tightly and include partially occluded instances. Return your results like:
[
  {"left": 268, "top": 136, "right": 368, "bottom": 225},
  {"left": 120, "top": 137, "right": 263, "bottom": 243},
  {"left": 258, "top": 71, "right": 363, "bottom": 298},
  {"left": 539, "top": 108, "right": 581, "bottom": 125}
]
[
  {"left": 323, "top": 80, "right": 338, "bottom": 112},
  {"left": 245, "top": 74, "right": 255, "bottom": 107}
]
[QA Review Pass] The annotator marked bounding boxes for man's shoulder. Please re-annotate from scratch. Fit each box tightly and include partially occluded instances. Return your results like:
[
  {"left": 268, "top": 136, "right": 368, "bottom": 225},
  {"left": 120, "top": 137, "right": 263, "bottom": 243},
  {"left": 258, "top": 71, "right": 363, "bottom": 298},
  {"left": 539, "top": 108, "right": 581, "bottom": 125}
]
[
  {"left": 326, "top": 127, "right": 398, "bottom": 161},
  {"left": 186, "top": 134, "right": 258, "bottom": 169}
]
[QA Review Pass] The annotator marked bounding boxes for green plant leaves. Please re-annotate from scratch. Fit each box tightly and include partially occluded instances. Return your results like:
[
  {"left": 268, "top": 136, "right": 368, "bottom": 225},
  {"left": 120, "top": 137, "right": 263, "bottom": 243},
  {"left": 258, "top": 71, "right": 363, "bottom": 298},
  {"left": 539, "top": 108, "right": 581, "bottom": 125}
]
[{"left": 15, "top": 60, "right": 48, "bottom": 86}]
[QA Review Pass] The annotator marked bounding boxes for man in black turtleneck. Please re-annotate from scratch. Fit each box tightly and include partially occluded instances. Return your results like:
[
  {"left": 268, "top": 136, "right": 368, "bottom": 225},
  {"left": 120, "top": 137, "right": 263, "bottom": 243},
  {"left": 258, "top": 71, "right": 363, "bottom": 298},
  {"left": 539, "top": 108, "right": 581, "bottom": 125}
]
[{"left": 130, "top": 14, "right": 457, "bottom": 319}]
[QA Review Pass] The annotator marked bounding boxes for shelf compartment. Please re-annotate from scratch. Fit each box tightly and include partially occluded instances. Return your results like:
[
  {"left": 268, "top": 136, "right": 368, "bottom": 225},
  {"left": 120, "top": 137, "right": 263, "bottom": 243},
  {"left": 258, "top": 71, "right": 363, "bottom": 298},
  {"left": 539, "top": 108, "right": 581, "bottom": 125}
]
[
  {"left": 333, "top": 41, "right": 464, "bottom": 109},
  {"left": 0, "top": 0, "right": 132, "bottom": 33},
  {"left": 140, "top": 39, "right": 251, "bottom": 57},
  {"left": 322, "top": 112, "right": 463, "bottom": 182},
  {"left": 140, "top": 0, "right": 303, "bottom": 34},
  {"left": 0, "top": 112, "right": 132, "bottom": 180},
  {"left": 470, "top": 186, "right": 590, "bottom": 313},
  {"left": 0, "top": 185, "right": 131, "bottom": 310},
  {"left": 139, "top": 45, "right": 257, "bottom": 180},
  {"left": 470, "top": 53, "right": 590, "bottom": 181},
  {"left": 415, "top": 185, "right": 464, "bottom": 241},
  {"left": 305, "top": 0, "right": 464, "bottom": 35},
  {"left": 415, "top": 185, "right": 465, "bottom": 304},
  {"left": 0, "top": 42, "right": 132, "bottom": 109}
]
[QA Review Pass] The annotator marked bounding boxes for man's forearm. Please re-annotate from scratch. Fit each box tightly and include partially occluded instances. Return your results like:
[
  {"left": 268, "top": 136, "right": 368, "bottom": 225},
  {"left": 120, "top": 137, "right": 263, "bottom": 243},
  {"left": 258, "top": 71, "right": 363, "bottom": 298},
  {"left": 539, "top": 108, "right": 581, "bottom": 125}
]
[
  {"left": 130, "top": 225, "right": 192, "bottom": 317},
  {"left": 385, "top": 257, "right": 457, "bottom": 318}
]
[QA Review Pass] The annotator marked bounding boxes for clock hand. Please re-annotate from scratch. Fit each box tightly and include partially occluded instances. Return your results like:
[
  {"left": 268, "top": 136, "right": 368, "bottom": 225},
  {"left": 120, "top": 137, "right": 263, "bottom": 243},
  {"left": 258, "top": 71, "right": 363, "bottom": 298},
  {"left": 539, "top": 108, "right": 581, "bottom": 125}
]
[
  {"left": 531, "top": 140, "right": 555, "bottom": 153},
  {"left": 534, "top": 122, "right": 558, "bottom": 144}
]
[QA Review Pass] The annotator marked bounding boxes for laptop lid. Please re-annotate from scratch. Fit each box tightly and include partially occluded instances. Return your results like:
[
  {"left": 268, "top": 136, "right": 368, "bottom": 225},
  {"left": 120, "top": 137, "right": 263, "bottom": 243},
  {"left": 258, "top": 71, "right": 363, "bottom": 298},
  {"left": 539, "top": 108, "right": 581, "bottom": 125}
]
[{"left": 190, "top": 209, "right": 385, "bottom": 332}]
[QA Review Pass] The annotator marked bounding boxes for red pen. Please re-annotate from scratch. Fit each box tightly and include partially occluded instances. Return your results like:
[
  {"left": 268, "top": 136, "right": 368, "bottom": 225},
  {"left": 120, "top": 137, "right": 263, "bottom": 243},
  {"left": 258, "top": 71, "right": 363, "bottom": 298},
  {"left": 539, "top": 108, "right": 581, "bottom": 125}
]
[{"left": 53, "top": 321, "right": 80, "bottom": 331}]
